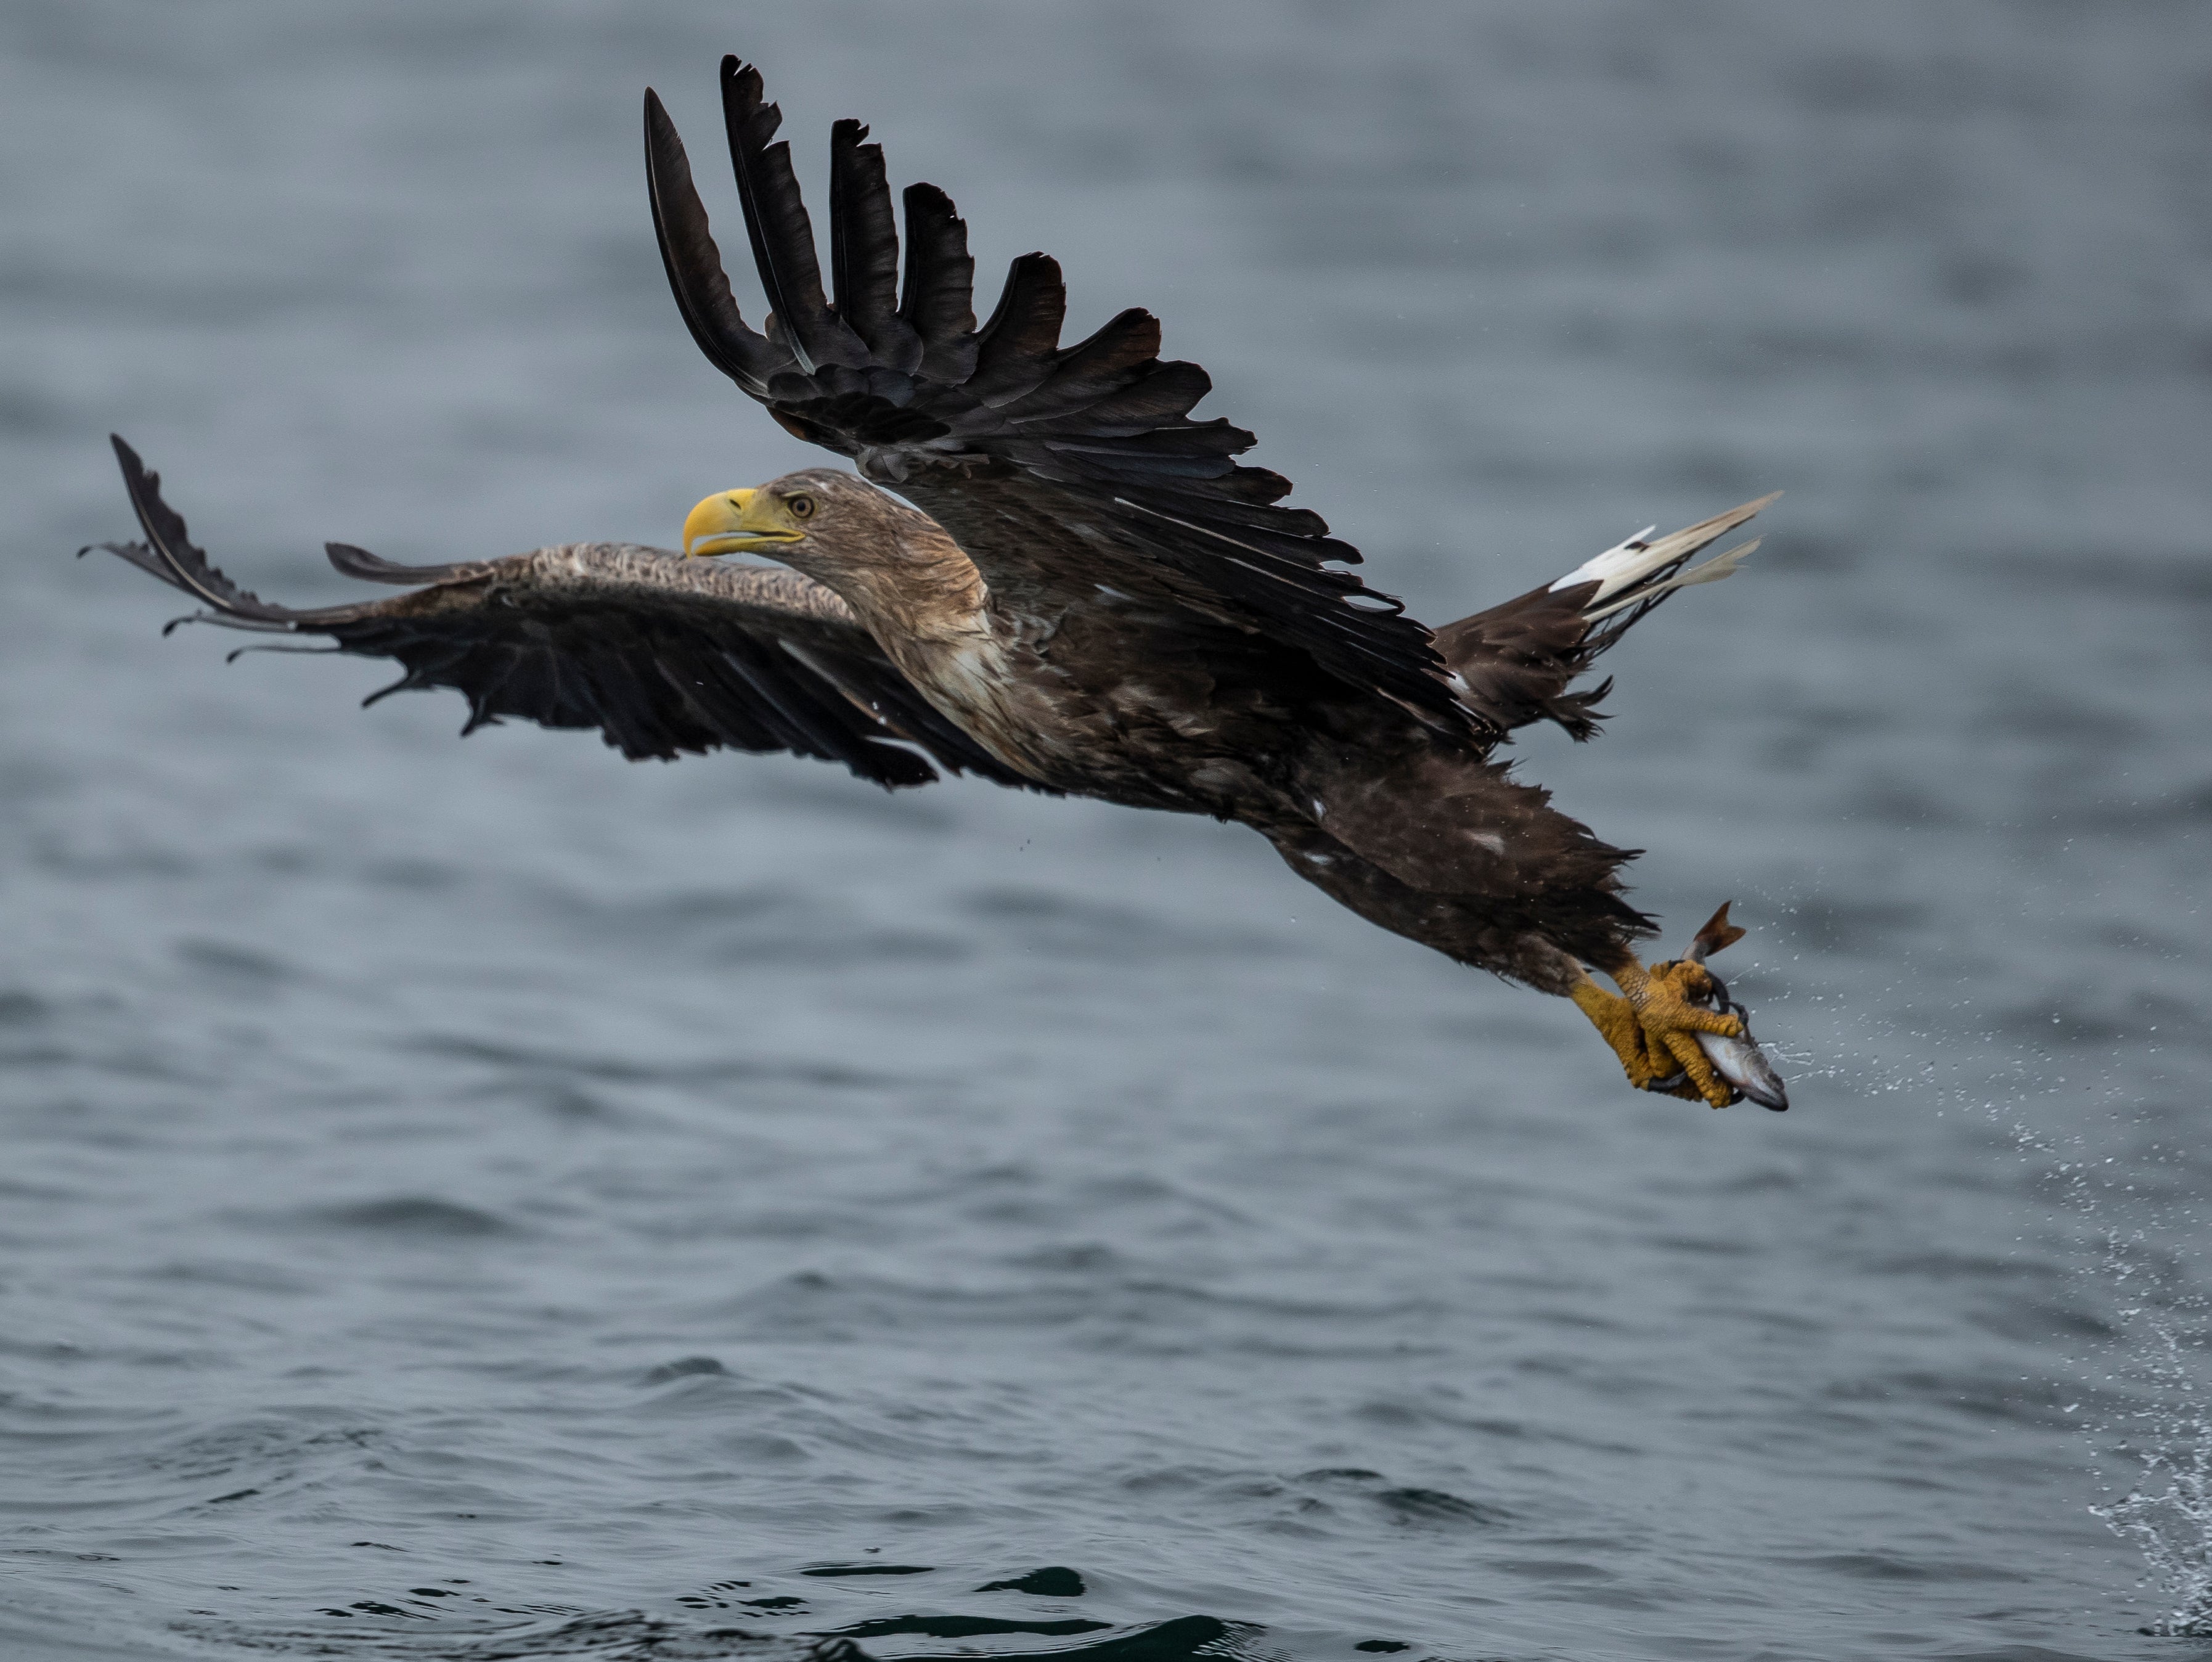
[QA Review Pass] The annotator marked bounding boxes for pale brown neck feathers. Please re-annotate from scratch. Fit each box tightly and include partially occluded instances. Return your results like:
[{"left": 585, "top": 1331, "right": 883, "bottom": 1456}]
[{"left": 823, "top": 515, "right": 989, "bottom": 646}]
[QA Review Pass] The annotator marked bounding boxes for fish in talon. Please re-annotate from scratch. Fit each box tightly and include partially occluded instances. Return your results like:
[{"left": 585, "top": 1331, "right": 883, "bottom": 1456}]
[
  {"left": 1682, "top": 904, "right": 1790, "bottom": 1111},
  {"left": 1689, "top": 978, "right": 1789, "bottom": 1111}
]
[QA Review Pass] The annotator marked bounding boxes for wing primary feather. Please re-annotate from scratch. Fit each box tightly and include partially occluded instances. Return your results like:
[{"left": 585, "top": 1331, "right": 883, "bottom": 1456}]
[
  {"left": 325, "top": 542, "right": 488, "bottom": 586},
  {"left": 897, "top": 182, "right": 978, "bottom": 380},
  {"left": 568, "top": 641, "right": 679, "bottom": 759},
  {"left": 683, "top": 645, "right": 816, "bottom": 755},
  {"left": 719, "top": 56, "right": 867, "bottom": 373},
  {"left": 108, "top": 435, "right": 296, "bottom": 623},
  {"left": 996, "top": 308, "right": 1164, "bottom": 422},
  {"left": 655, "top": 644, "right": 780, "bottom": 752},
  {"left": 84, "top": 536, "right": 179, "bottom": 584},
  {"left": 1109, "top": 497, "right": 1392, "bottom": 607},
  {"left": 715, "top": 637, "right": 876, "bottom": 761},
  {"left": 361, "top": 638, "right": 475, "bottom": 707},
  {"left": 362, "top": 671, "right": 417, "bottom": 708},
  {"left": 643, "top": 88, "right": 786, "bottom": 392},
  {"left": 968, "top": 253, "right": 1068, "bottom": 404},
  {"left": 828, "top": 118, "right": 921, "bottom": 369},
  {"left": 453, "top": 644, "right": 528, "bottom": 732},
  {"left": 224, "top": 643, "right": 341, "bottom": 663}
]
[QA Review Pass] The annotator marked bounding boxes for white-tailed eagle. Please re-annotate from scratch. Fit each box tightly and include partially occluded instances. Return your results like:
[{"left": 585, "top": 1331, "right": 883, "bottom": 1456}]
[{"left": 92, "top": 55, "right": 1787, "bottom": 1111}]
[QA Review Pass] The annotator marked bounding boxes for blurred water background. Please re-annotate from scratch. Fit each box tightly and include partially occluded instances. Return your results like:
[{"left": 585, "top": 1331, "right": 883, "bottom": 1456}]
[{"left": 5, "top": 3, "right": 2212, "bottom": 1658}]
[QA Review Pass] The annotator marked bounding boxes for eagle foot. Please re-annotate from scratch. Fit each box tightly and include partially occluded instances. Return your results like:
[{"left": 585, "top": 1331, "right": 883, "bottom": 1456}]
[{"left": 1570, "top": 959, "right": 1744, "bottom": 1108}]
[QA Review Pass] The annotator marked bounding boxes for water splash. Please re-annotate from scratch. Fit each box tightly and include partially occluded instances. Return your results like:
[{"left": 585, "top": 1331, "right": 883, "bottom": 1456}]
[
  {"left": 1799, "top": 1015, "right": 2211, "bottom": 1638},
  {"left": 1911, "top": 1021, "right": 2212, "bottom": 1637},
  {"left": 2086, "top": 1246, "right": 2212, "bottom": 1635},
  {"left": 1980, "top": 1043, "right": 2212, "bottom": 1638}
]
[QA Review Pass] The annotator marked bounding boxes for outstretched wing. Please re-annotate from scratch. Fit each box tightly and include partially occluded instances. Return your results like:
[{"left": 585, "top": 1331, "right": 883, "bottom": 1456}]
[
  {"left": 89, "top": 436, "right": 1042, "bottom": 792},
  {"left": 643, "top": 57, "right": 1473, "bottom": 734}
]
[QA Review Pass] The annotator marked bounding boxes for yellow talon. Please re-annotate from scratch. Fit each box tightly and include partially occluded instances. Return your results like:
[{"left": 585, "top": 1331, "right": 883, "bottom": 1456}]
[{"left": 1572, "top": 957, "right": 1744, "bottom": 1108}]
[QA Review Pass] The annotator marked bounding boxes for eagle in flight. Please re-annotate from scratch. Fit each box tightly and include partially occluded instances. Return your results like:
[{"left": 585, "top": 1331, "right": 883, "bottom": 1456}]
[{"left": 92, "top": 56, "right": 1787, "bottom": 1111}]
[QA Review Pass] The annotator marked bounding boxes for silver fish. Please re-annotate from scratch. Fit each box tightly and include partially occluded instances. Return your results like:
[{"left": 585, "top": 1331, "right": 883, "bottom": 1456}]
[
  {"left": 1687, "top": 975, "right": 1789, "bottom": 1111},
  {"left": 1649, "top": 903, "right": 1790, "bottom": 1111}
]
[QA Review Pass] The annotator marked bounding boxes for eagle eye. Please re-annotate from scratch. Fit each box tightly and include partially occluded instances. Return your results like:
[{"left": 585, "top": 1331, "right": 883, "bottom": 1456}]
[{"left": 786, "top": 494, "right": 816, "bottom": 520}]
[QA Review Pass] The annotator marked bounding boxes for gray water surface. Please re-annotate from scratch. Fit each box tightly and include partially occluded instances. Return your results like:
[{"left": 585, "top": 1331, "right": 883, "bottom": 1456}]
[{"left": 6, "top": 4, "right": 2212, "bottom": 1658}]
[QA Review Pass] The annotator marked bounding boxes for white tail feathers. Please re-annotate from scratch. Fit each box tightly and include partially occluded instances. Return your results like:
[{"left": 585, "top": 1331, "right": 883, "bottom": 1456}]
[
  {"left": 1548, "top": 491, "right": 1781, "bottom": 607},
  {"left": 1549, "top": 525, "right": 1659, "bottom": 600},
  {"left": 1584, "top": 538, "right": 1760, "bottom": 622}
]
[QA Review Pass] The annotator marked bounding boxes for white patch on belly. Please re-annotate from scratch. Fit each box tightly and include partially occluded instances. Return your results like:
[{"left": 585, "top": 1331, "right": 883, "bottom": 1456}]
[
  {"left": 910, "top": 631, "right": 1064, "bottom": 772},
  {"left": 931, "top": 635, "right": 1010, "bottom": 711}
]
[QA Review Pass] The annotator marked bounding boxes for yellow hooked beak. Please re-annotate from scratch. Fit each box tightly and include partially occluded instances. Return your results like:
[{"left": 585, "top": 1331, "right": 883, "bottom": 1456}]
[{"left": 682, "top": 488, "right": 806, "bottom": 557}]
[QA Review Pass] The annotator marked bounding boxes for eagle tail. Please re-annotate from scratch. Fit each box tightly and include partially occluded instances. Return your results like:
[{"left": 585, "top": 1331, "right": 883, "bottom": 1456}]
[
  {"left": 1432, "top": 493, "right": 1779, "bottom": 742},
  {"left": 1561, "top": 492, "right": 1779, "bottom": 644}
]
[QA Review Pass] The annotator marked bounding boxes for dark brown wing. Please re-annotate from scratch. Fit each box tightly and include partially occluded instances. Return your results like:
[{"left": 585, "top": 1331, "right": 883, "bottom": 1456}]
[
  {"left": 88, "top": 436, "right": 1041, "bottom": 792},
  {"left": 642, "top": 58, "right": 1473, "bottom": 735}
]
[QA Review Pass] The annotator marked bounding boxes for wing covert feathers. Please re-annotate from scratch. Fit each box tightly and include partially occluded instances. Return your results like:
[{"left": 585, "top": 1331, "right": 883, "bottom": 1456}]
[
  {"left": 89, "top": 441, "right": 1040, "bottom": 792},
  {"left": 645, "top": 57, "right": 1470, "bottom": 731}
]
